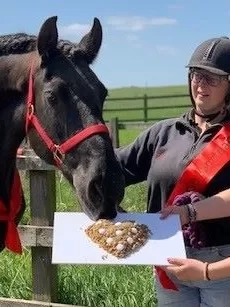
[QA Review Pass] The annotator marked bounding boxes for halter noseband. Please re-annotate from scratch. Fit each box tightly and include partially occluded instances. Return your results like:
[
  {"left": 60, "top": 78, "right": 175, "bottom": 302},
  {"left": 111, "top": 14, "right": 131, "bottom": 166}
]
[{"left": 25, "top": 66, "right": 109, "bottom": 166}]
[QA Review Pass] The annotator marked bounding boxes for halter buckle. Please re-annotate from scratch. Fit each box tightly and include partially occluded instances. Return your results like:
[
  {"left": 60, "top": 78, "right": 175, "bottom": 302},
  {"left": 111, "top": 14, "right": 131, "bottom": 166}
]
[
  {"left": 27, "top": 104, "right": 34, "bottom": 119},
  {"left": 53, "top": 145, "right": 65, "bottom": 165}
]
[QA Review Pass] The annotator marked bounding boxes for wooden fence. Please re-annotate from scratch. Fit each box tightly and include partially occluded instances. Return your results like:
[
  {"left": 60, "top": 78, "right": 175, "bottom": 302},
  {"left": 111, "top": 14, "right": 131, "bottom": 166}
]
[
  {"left": 0, "top": 297, "right": 83, "bottom": 307},
  {"left": 13, "top": 156, "right": 84, "bottom": 307},
  {"left": 104, "top": 93, "right": 190, "bottom": 123},
  {"left": 0, "top": 121, "right": 119, "bottom": 306}
]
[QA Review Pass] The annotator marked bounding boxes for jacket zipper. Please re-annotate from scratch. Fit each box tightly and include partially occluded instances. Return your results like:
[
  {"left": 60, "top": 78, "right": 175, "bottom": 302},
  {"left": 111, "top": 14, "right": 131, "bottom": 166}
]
[{"left": 182, "top": 123, "right": 222, "bottom": 161}]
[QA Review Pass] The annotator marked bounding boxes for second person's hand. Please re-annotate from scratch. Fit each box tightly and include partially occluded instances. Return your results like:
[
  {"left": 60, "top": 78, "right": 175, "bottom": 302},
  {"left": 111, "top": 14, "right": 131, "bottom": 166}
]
[
  {"left": 160, "top": 205, "right": 189, "bottom": 226},
  {"left": 164, "top": 258, "right": 207, "bottom": 281}
]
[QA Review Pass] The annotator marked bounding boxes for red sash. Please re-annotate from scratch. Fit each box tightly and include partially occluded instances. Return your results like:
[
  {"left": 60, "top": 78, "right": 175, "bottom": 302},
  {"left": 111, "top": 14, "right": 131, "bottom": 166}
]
[
  {"left": 155, "top": 123, "right": 230, "bottom": 290},
  {"left": 0, "top": 169, "right": 23, "bottom": 254}
]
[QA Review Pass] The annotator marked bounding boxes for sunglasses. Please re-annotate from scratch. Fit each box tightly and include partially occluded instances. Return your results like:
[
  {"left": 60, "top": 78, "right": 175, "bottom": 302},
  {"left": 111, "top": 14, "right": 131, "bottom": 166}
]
[{"left": 189, "top": 70, "right": 229, "bottom": 87}]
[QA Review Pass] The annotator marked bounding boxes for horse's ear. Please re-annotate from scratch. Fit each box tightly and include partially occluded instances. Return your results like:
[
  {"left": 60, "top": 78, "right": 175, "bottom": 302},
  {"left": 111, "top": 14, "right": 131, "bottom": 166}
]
[
  {"left": 37, "top": 16, "right": 58, "bottom": 60},
  {"left": 78, "top": 18, "right": 102, "bottom": 64}
]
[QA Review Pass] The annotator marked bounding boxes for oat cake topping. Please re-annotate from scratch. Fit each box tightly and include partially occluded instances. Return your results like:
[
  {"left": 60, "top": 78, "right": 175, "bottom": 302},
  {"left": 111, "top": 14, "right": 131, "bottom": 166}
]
[{"left": 85, "top": 219, "right": 151, "bottom": 258}]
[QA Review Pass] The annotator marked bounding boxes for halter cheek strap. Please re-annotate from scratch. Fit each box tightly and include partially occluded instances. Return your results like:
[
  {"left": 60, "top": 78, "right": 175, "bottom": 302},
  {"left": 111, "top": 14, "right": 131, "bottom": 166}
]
[
  {"left": 1, "top": 64, "right": 110, "bottom": 254},
  {"left": 25, "top": 65, "right": 110, "bottom": 166}
]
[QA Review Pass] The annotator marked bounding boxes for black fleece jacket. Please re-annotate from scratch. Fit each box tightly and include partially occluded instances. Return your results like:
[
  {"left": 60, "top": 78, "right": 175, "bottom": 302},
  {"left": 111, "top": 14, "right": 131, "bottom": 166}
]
[{"left": 116, "top": 110, "right": 230, "bottom": 247}]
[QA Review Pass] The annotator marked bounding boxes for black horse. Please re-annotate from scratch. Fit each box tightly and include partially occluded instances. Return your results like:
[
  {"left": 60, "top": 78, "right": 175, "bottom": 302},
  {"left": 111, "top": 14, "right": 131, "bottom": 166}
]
[{"left": 0, "top": 16, "right": 125, "bottom": 253}]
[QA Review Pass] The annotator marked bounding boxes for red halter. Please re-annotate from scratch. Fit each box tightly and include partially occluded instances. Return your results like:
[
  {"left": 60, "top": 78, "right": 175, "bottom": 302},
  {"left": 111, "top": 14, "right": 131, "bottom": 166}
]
[
  {"left": 25, "top": 65, "right": 109, "bottom": 166},
  {"left": 2, "top": 65, "right": 110, "bottom": 255}
]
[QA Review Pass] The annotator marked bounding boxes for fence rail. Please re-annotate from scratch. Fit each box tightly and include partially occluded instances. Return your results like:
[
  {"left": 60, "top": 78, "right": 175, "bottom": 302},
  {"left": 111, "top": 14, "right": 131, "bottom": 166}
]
[
  {"left": 0, "top": 297, "right": 83, "bottom": 307},
  {"left": 106, "top": 93, "right": 189, "bottom": 101},
  {"left": 104, "top": 93, "right": 190, "bottom": 122},
  {"left": 13, "top": 156, "right": 80, "bottom": 307}
]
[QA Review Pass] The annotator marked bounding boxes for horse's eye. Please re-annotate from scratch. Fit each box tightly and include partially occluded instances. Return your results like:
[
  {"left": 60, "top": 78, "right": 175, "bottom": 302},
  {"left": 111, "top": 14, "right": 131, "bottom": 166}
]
[{"left": 46, "top": 91, "right": 58, "bottom": 104}]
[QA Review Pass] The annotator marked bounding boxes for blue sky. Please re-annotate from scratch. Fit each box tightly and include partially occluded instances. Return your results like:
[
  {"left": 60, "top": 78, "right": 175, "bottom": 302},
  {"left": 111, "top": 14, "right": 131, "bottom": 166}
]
[{"left": 1, "top": 1, "right": 230, "bottom": 89}]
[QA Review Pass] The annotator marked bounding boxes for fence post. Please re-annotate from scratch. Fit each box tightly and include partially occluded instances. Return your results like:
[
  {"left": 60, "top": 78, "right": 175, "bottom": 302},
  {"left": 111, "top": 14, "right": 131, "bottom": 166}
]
[
  {"left": 143, "top": 94, "right": 148, "bottom": 122},
  {"left": 109, "top": 117, "right": 119, "bottom": 148},
  {"left": 29, "top": 170, "right": 57, "bottom": 303}
]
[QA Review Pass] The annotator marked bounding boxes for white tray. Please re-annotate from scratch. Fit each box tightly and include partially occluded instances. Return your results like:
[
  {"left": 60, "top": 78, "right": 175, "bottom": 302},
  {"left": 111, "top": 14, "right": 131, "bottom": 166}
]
[{"left": 52, "top": 212, "right": 186, "bottom": 265}]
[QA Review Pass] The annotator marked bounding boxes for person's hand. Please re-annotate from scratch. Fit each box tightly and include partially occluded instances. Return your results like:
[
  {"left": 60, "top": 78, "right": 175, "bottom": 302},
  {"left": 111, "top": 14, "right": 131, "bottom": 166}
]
[
  {"left": 163, "top": 258, "right": 206, "bottom": 281},
  {"left": 160, "top": 205, "right": 189, "bottom": 226}
]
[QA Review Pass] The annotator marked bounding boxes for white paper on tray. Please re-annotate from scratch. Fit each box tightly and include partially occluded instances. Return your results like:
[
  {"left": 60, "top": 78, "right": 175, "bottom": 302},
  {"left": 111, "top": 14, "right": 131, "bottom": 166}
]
[{"left": 52, "top": 212, "right": 186, "bottom": 265}]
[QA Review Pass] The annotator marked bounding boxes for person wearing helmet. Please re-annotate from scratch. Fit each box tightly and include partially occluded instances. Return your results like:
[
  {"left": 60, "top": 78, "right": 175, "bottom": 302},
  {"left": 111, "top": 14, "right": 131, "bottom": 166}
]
[
  {"left": 187, "top": 36, "right": 230, "bottom": 125},
  {"left": 115, "top": 36, "right": 230, "bottom": 306}
]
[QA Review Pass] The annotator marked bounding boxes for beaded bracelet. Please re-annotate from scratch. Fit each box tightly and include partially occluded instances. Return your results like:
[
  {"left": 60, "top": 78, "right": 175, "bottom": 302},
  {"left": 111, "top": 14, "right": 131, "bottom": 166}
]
[
  {"left": 187, "top": 203, "right": 197, "bottom": 223},
  {"left": 203, "top": 262, "right": 211, "bottom": 281}
]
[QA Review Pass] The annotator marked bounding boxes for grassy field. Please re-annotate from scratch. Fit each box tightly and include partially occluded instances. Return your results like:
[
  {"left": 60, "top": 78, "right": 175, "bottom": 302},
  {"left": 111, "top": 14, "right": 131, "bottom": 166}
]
[
  {"left": 103, "top": 85, "right": 191, "bottom": 122},
  {"left": 1, "top": 85, "right": 190, "bottom": 306}
]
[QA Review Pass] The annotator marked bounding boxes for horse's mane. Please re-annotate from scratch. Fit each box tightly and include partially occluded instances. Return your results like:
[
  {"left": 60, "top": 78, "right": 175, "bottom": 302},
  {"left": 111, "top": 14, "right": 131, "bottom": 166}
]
[{"left": 0, "top": 33, "right": 77, "bottom": 59}]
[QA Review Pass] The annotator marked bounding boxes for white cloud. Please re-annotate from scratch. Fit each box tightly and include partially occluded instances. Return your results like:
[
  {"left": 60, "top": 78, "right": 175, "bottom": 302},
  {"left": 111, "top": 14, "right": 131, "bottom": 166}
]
[
  {"left": 155, "top": 45, "right": 178, "bottom": 56},
  {"left": 107, "top": 16, "right": 177, "bottom": 31},
  {"left": 59, "top": 23, "right": 91, "bottom": 39}
]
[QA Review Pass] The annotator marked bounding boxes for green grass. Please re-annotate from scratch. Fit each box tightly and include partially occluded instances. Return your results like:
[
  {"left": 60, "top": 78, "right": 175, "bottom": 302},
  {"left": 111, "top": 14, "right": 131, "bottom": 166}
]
[
  {"left": 58, "top": 265, "right": 156, "bottom": 306},
  {"left": 2, "top": 85, "right": 188, "bottom": 306},
  {"left": 103, "top": 85, "right": 191, "bottom": 122},
  {"left": 0, "top": 250, "right": 157, "bottom": 307},
  {"left": 108, "top": 85, "right": 188, "bottom": 98}
]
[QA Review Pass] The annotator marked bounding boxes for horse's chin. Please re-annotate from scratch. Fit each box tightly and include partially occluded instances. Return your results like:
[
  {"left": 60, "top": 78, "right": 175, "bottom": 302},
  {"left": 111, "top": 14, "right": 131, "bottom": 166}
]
[
  {"left": 77, "top": 194, "right": 118, "bottom": 221},
  {"left": 71, "top": 169, "right": 122, "bottom": 221}
]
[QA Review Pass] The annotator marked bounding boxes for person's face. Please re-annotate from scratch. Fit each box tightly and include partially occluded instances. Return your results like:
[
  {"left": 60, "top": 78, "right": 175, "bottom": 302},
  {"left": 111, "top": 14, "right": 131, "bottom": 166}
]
[{"left": 190, "top": 68, "right": 230, "bottom": 114}]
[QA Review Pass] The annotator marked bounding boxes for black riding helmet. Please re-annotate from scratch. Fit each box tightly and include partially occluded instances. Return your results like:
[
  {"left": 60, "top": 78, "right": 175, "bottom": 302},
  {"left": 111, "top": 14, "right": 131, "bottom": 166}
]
[
  {"left": 187, "top": 36, "right": 230, "bottom": 75},
  {"left": 186, "top": 36, "right": 230, "bottom": 119}
]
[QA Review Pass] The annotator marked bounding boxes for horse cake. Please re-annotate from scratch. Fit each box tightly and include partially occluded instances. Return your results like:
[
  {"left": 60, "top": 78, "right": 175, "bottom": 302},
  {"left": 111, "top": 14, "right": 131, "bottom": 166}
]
[{"left": 85, "top": 219, "right": 151, "bottom": 258}]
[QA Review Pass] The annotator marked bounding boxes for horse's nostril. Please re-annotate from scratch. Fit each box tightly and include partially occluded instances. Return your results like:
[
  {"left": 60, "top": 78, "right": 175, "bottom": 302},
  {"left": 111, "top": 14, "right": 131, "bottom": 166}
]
[
  {"left": 88, "top": 175, "right": 104, "bottom": 203},
  {"left": 98, "top": 209, "right": 117, "bottom": 220},
  {"left": 87, "top": 175, "right": 118, "bottom": 220}
]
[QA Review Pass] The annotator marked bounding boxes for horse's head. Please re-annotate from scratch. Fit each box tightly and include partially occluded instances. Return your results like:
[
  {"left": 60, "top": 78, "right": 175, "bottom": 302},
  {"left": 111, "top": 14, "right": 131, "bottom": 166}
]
[{"left": 26, "top": 16, "right": 125, "bottom": 220}]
